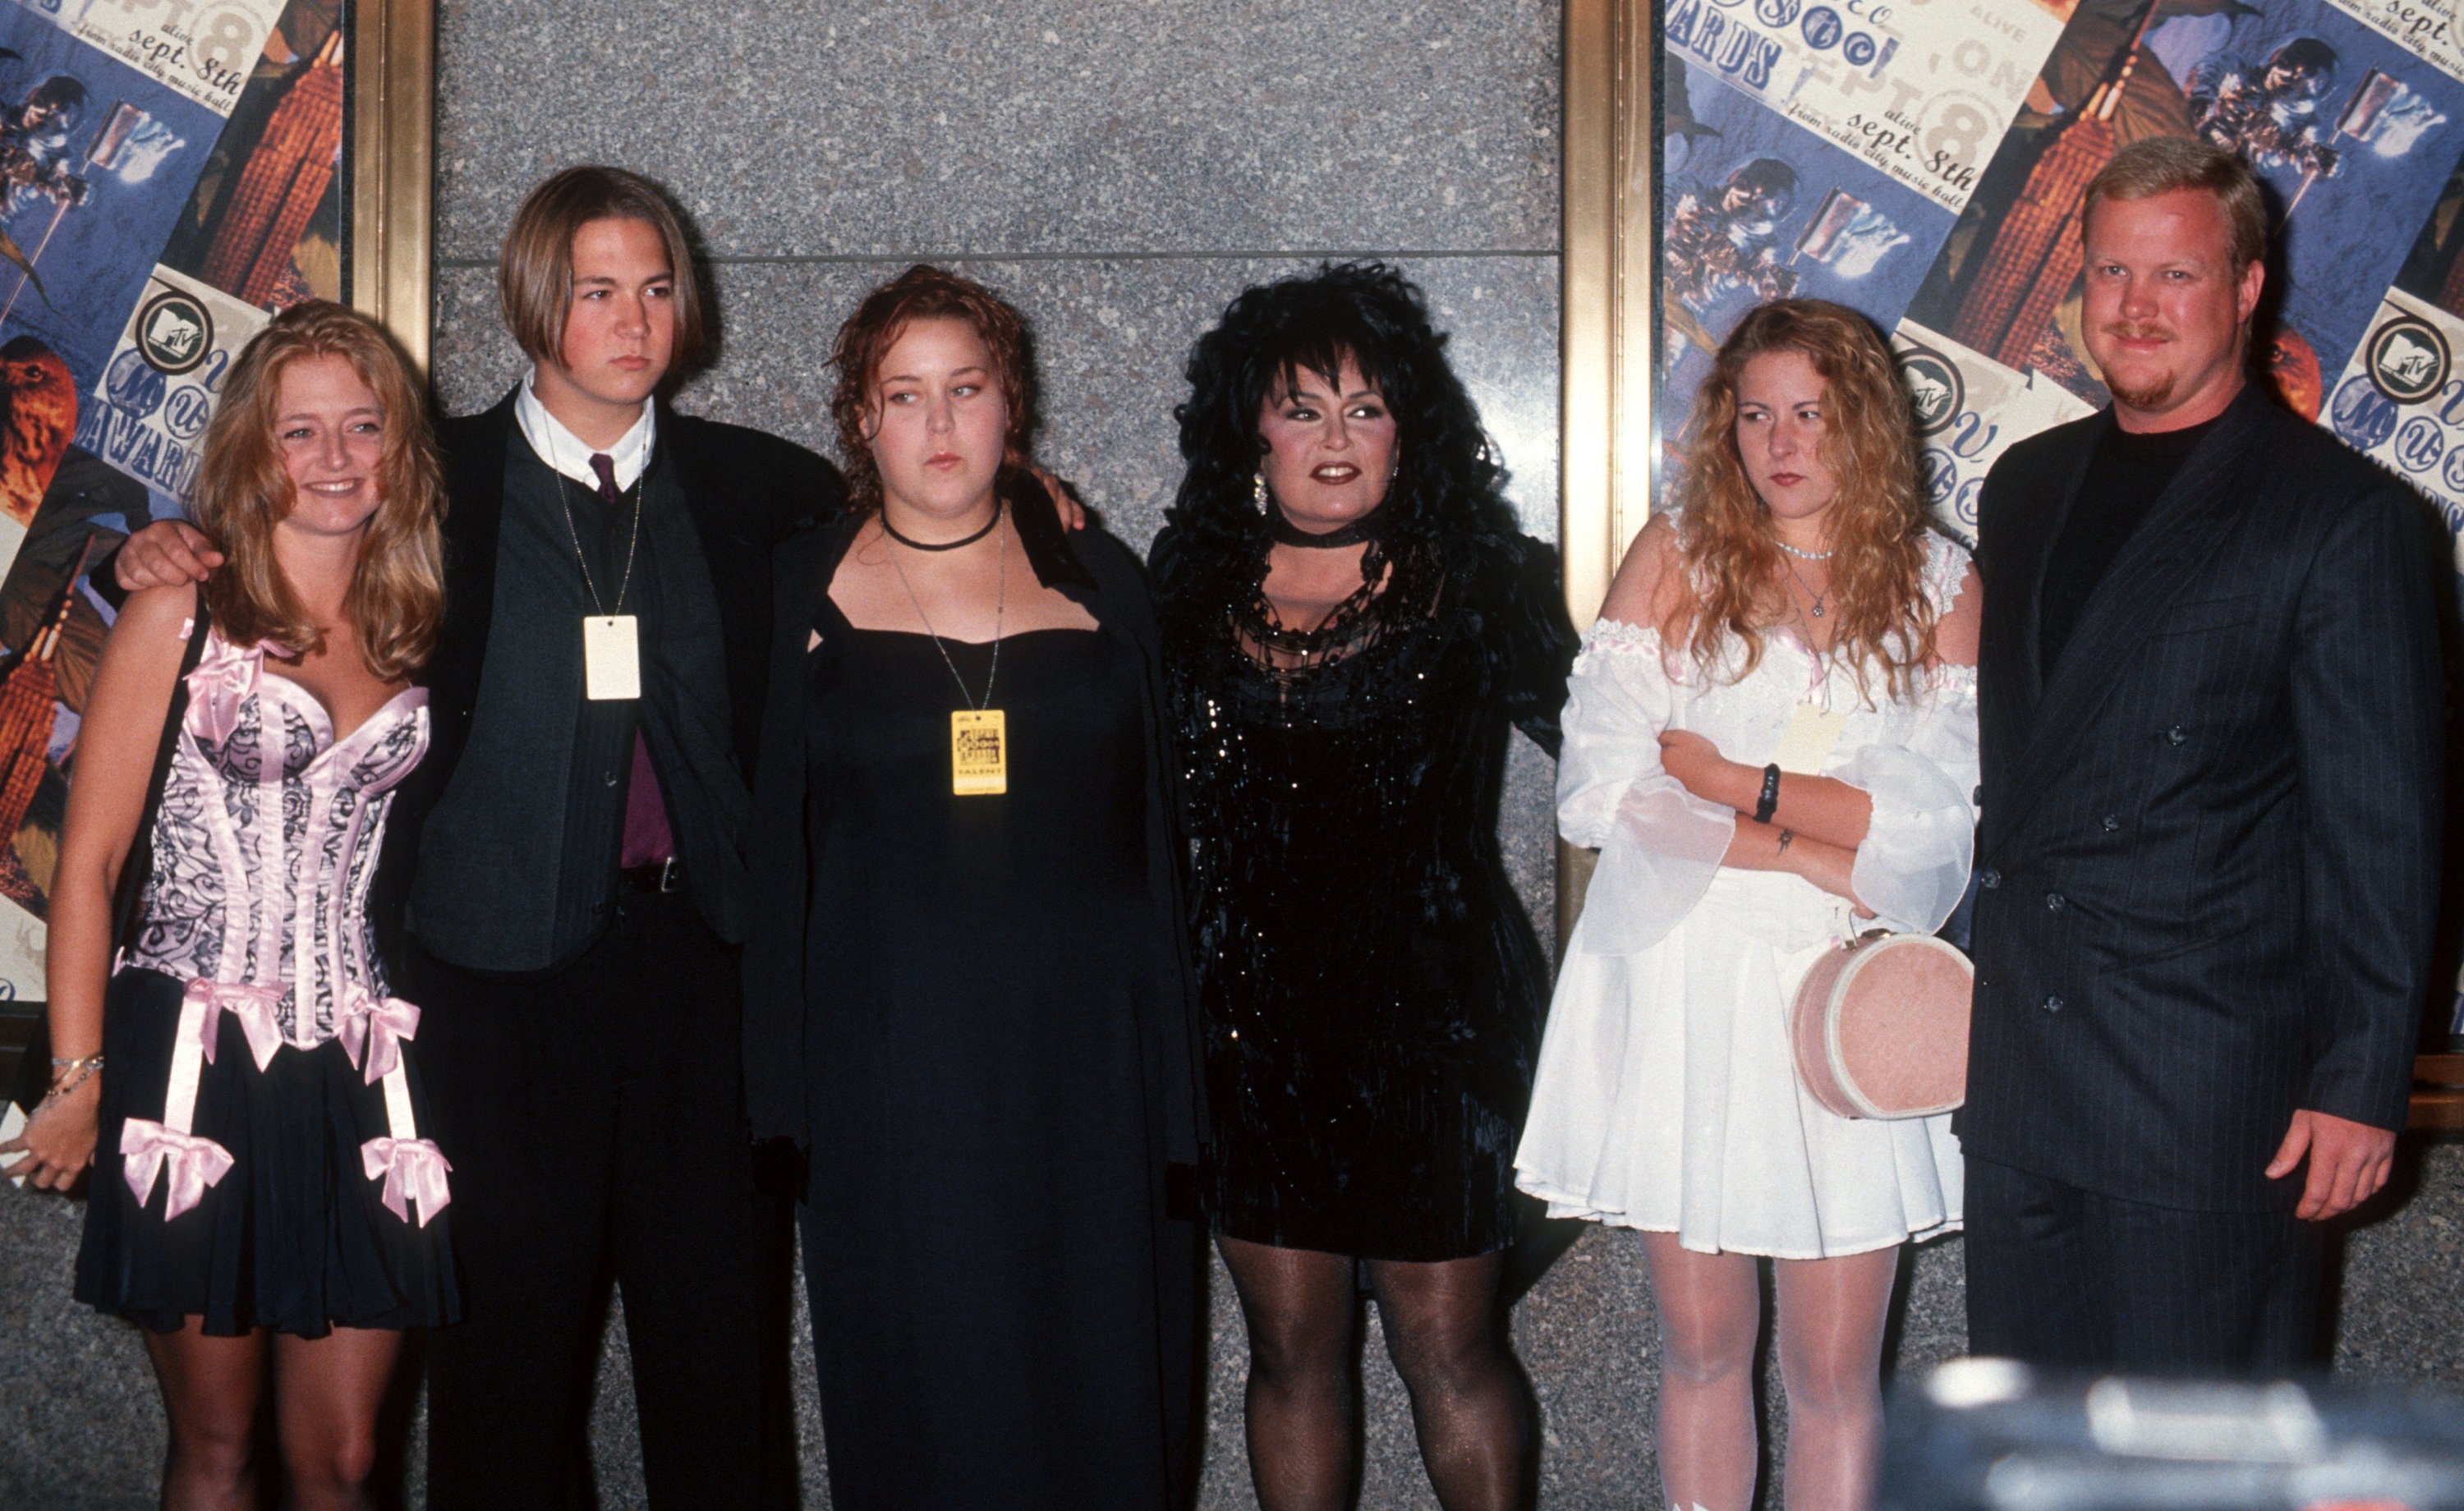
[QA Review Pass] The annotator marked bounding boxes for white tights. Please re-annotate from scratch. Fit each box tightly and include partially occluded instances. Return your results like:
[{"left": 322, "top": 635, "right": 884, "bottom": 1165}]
[{"left": 1641, "top": 1235, "right": 1899, "bottom": 1511}]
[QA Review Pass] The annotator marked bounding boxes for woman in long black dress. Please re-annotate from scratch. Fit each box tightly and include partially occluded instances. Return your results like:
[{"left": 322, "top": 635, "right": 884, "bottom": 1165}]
[
  {"left": 1151, "top": 263, "right": 1575, "bottom": 1510},
  {"left": 740, "top": 265, "right": 1202, "bottom": 1510}
]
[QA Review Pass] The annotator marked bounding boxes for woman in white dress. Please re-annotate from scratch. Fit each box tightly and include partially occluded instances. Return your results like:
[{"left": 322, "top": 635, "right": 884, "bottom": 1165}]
[{"left": 1515, "top": 299, "right": 1980, "bottom": 1511}]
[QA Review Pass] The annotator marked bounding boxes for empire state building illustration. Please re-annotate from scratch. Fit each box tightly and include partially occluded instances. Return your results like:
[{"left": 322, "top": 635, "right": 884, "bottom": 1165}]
[
  {"left": 1949, "top": 0, "right": 2170, "bottom": 371},
  {"left": 200, "top": 30, "right": 344, "bottom": 308}
]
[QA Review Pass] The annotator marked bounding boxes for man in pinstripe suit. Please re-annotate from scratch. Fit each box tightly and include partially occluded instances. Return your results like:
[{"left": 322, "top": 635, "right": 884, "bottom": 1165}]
[{"left": 1958, "top": 138, "right": 2444, "bottom": 1371}]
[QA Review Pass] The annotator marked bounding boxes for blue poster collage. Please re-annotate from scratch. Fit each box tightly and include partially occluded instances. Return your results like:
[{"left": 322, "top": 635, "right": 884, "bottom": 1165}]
[{"left": 0, "top": 0, "right": 341, "bottom": 999}]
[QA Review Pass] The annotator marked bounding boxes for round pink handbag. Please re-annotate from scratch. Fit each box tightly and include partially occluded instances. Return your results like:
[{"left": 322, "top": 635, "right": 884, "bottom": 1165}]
[{"left": 1789, "top": 930, "right": 1972, "bottom": 1120}]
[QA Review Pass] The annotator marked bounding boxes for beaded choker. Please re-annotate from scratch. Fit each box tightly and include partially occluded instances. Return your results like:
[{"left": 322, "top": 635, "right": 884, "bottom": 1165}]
[{"left": 1230, "top": 536, "right": 1399, "bottom": 679}]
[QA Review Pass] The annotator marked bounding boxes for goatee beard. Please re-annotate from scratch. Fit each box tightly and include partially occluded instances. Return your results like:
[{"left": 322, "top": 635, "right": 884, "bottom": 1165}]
[
  {"left": 2108, "top": 373, "right": 2177, "bottom": 411},
  {"left": 2101, "top": 324, "right": 2177, "bottom": 411}
]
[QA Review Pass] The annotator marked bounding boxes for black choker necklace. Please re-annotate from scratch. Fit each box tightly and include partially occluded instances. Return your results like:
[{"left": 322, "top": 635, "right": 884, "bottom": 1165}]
[
  {"left": 881, "top": 503, "right": 1001, "bottom": 552},
  {"left": 1268, "top": 506, "right": 1380, "bottom": 549}
]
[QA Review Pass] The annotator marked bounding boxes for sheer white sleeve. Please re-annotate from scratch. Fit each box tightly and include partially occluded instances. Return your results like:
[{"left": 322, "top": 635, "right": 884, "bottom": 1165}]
[
  {"left": 1558, "top": 620, "right": 1735, "bottom": 955},
  {"left": 1839, "top": 664, "right": 1978, "bottom": 935}
]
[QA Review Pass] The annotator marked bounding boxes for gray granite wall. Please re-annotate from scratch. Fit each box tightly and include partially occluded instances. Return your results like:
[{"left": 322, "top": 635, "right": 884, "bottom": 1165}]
[{"left": 5, "top": 3, "right": 2463, "bottom": 1509}]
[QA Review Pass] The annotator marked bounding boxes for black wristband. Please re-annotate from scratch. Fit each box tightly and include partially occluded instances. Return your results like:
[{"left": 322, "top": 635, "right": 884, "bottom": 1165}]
[{"left": 1754, "top": 764, "right": 1781, "bottom": 824}]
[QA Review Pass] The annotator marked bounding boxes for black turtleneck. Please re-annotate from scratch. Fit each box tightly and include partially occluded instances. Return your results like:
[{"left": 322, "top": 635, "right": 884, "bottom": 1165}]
[{"left": 2037, "top": 409, "right": 2224, "bottom": 677}]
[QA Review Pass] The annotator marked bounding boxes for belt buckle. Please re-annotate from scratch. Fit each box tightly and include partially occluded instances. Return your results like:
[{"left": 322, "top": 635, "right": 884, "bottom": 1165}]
[{"left": 657, "top": 856, "right": 682, "bottom": 893}]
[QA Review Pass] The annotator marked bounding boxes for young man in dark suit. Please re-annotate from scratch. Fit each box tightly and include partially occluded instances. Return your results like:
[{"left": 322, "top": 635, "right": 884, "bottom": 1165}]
[
  {"left": 1959, "top": 138, "right": 2444, "bottom": 1372},
  {"left": 115, "top": 166, "right": 836, "bottom": 1508}
]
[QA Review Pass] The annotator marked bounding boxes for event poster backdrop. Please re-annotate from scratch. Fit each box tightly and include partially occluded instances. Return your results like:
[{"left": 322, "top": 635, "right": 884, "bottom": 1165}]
[
  {"left": 1661, "top": 0, "right": 2464, "bottom": 1029},
  {"left": 0, "top": 0, "right": 345, "bottom": 1002}
]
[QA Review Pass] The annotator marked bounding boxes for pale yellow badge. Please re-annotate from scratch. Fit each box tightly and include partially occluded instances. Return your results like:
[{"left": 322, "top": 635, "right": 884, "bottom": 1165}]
[
  {"left": 1772, "top": 703, "right": 1846, "bottom": 774},
  {"left": 950, "top": 709, "right": 1007, "bottom": 796},
  {"left": 582, "top": 615, "right": 641, "bottom": 700}
]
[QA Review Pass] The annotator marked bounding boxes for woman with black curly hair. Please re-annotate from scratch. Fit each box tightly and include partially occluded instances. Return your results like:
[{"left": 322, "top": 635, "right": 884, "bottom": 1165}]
[{"left": 1151, "top": 263, "right": 1574, "bottom": 1511}]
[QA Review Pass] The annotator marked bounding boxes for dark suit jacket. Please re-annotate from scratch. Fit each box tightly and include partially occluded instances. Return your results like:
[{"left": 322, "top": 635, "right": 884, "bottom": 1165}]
[
  {"left": 369, "top": 388, "right": 846, "bottom": 971},
  {"left": 739, "top": 475, "right": 1206, "bottom": 1196},
  {"left": 1961, "top": 383, "right": 2444, "bottom": 1211}
]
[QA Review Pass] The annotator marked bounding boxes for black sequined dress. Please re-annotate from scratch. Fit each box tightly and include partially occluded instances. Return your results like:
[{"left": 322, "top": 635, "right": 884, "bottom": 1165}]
[{"left": 1154, "top": 529, "right": 1575, "bottom": 1261}]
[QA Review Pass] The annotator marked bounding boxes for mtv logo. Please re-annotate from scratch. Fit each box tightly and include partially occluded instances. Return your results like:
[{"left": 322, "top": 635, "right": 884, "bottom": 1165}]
[
  {"left": 2380, "top": 330, "right": 2440, "bottom": 387},
  {"left": 1906, "top": 369, "right": 1953, "bottom": 419},
  {"left": 143, "top": 305, "right": 204, "bottom": 364}
]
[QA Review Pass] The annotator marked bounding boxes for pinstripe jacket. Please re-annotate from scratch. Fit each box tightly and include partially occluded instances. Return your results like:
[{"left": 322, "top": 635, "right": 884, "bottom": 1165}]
[{"left": 1958, "top": 383, "right": 2444, "bottom": 1211}]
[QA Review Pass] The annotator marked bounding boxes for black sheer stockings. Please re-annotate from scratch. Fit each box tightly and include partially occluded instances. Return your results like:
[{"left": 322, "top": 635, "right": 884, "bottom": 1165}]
[
  {"left": 1221, "top": 1237, "right": 1533, "bottom": 1511},
  {"left": 1223, "top": 1241, "right": 1356, "bottom": 1509},
  {"left": 145, "top": 1321, "right": 402, "bottom": 1511}
]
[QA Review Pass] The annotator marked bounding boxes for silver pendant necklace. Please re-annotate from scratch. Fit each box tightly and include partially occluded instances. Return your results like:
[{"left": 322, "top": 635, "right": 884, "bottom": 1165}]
[{"left": 1781, "top": 554, "right": 1832, "bottom": 620}]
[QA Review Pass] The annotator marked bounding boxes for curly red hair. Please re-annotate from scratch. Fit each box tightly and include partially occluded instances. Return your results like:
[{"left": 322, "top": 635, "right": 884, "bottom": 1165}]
[
  {"left": 1666, "top": 299, "right": 1936, "bottom": 701},
  {"left": 828, "top": 264, "right": 1037, "bottom": 510}
]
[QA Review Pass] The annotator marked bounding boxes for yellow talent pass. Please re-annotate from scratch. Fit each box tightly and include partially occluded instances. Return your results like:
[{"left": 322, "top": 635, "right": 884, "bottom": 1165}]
[{"left": 950, "top": 709, "right": 1007, "bottom": 796}]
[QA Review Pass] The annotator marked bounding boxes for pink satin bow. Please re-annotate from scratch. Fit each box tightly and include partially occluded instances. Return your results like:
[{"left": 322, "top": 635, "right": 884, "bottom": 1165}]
[
  {"left": 337, "top": 989, "right": 421, "bottom": 1085},
  {"left": 361, "top": 1137, "right": 452, "bottom": 1226},
  {"left": 185, "top": 635, "right": 265, "bottom": 748},
  {"left": 121, "top": 1118, "right": 234, "bottom": 1220},
  {"left": 188, "top": 979, "right": 285, "bottom": 1071}
]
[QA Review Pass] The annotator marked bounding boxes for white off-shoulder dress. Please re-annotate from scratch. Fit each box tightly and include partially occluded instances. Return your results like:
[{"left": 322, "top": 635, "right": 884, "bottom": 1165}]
[{"left": 1515, "top": 531, "right": 1978, "bottom": 1259}]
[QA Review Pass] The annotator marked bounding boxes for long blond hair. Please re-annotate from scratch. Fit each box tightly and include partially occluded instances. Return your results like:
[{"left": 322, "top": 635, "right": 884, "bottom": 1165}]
[
  {"left": 1666, "top": 299, "right": 1934, "bottom": 700},
  {"left": 187, "top": 301, "right": 444, "bottom": 680}
]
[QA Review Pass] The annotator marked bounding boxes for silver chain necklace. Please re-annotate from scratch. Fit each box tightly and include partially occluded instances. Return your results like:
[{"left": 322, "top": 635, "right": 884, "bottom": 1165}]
[
  {"left": 556, "top": 476, "right": 642, "bottom": 615},
  {"left": 885, "top": 505, "right": 1006, "bottom": 710},
  {"left": 1781, "top": 553, "right": 1832, "bottom": 620},
  {"left": 545, "top": 431, "right": 643, "bottom": 616}
]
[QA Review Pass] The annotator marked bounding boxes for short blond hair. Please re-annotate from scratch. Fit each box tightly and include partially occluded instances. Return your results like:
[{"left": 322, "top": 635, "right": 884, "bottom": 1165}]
[
  {"left": 189, "top": 301, "right": 444, "bottom": 680},
  {"left": 2083, "top": 138, "right": 2269, "bottom": 274},
  {"left": 498, "top": 166, "right": 705, "bottom": 377}
]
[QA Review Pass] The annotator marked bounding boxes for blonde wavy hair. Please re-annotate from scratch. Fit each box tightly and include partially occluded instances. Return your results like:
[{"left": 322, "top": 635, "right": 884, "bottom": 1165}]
[
  {"left": 1666, "top": 299, "right": 1934, "bottom": 701},
  {"left": 187, "top": 301, "right": 444, "bottom": 681}
]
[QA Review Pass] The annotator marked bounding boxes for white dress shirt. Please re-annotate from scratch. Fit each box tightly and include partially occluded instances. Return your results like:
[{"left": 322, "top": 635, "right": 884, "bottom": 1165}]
[{"left": 513, "top": 367, "right": 656, "bottom": 490}]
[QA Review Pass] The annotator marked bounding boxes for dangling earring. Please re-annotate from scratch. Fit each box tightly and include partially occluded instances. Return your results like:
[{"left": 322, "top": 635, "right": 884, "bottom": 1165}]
[{"left": 1253, "top": 472, "right": 1270, "bottom": 515}]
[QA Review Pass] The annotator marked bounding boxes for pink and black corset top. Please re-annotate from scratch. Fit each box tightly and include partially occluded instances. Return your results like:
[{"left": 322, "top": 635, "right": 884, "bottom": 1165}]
[{"left": 120, "top": 627, "right": 429, "bottom": 1049}]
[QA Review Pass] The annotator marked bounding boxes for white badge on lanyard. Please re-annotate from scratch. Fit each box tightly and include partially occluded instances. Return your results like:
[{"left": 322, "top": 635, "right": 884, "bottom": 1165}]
[
  {"left": 1772, "top": 702, "right": 1846, "bottom": 774},
  {"left": 583, "top": 614, "right": 641, "bottom": 701}
]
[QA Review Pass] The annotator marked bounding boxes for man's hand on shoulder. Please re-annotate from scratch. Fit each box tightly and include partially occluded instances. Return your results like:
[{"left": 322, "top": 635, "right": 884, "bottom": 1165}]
[
  {"left": 2268, "top": 1107, "right": 2397, "bottom": 1221},
  {"left": 113, "top": 521, "right": 222, "bottom": 591},
  {"left": 1028, "top": 466, "right": 1087, "bottom": 531}
]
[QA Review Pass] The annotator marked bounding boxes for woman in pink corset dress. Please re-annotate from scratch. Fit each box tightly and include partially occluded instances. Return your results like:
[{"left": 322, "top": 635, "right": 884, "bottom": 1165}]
[{"left": 2, "top": 301, "right": 451, "bottom": 1509}]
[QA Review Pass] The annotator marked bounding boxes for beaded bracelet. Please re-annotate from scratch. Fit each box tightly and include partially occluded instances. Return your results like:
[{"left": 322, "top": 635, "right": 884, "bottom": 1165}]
[{"left": 45, "top": 1054, "right": 103, "bottom": 1099}]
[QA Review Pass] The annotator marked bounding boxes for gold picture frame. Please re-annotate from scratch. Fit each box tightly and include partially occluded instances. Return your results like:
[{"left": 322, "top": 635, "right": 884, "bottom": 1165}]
[
  {"left": 1557, "top": 0, "right": 1653, "bottom": 937},
  {"left": 348, "top": 0, "right": 435, "bottom": 375}
]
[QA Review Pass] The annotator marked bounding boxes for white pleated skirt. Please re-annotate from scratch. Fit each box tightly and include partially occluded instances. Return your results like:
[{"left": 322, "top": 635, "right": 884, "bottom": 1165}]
[{"left": 1515, "top": 869, "right": 1961, "bottom": 1259}]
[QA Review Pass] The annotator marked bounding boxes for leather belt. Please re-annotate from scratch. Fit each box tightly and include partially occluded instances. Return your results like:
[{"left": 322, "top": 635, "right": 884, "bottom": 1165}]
[{"left": 618, "top": 857, "right": 683, "bottom": 894}]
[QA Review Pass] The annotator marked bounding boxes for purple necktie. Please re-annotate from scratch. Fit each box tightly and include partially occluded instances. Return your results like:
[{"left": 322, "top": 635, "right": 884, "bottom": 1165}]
[
  {"left": 620, "top": 733, "right": 676, "bottom": 870},
  {"left": 587, "top": 452, "right": 677, "bottom": 870},
  {"left": 589, "top": 452, "right": 620, "bottom": 507}
]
